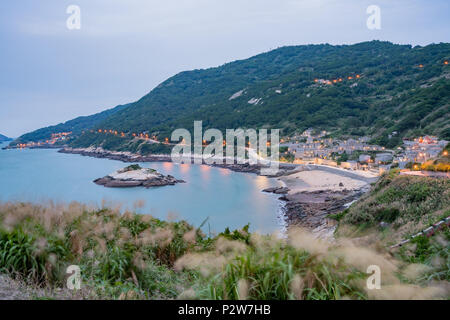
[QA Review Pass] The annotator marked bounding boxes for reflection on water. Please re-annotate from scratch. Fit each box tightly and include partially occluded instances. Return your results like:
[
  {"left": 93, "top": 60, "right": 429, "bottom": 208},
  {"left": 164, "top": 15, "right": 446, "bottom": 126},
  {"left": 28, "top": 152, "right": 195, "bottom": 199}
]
[
  {"left": 179, "top": 163, "right": 190, "bottom": 174},
  {"left": 218, "top": 168, "right": 231, "bottom": 176},
  {"left": 0, "top": 143, "right": 282, "bottom": 234},
  {"left": 199, "top": 165, "right": 211, "bottom": 181},
  {"left": 254, "top": 175, "right": 273, "bottom": 190},
  {"left": 162, "top": 162, "right": 174, "bottom": 170}
]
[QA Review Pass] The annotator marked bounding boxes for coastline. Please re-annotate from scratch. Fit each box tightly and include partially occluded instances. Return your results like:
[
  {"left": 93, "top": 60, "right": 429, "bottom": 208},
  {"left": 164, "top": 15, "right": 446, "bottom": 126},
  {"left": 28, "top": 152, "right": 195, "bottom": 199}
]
[
  {"left": 0, "top": 145, "right": 284, "bottom": 235},
  {"left": 59, "top": 146, "right": 379, "bottom": 239},
  {"left": 269, "top": 166, "right": 378, "bottom": 240},
  {"left": 58, "top": 146, "right": 298, "bottom": 176}
]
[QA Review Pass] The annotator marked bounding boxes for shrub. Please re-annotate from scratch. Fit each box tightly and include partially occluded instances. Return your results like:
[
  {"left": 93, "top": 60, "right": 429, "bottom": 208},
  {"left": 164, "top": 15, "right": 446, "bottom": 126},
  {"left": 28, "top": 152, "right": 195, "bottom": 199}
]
[
  {"left": 95, "top": 246, "right": 133, "bottom": 282},
  {"left": 406, "top": 183, "right": 432, "bottom": 202},
  {"left": 197, "top": 242, "right": 367, "bottom": 300},
  {"left": 0, "top": 229, "right": 47, "bottom": 282},
  {"left": 376, "top": 208, "right": 400, "bottom": 223}
]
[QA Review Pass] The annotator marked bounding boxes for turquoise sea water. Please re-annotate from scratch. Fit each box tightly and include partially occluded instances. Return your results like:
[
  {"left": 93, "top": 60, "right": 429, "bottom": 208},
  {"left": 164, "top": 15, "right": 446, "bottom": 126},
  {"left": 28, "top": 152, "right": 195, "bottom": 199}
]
[{"left": 0, "top": 142, "right": 283, "bottom": 234}]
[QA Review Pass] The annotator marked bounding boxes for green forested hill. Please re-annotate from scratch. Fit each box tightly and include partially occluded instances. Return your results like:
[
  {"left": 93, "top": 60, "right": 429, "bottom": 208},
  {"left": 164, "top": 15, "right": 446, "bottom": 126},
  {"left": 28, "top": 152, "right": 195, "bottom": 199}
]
[
  {"left": 15, "top": 41, "right": 450, "bottom": 150},
  {"left": 12, "top": 103, "right": 131, "bottom": 146}
]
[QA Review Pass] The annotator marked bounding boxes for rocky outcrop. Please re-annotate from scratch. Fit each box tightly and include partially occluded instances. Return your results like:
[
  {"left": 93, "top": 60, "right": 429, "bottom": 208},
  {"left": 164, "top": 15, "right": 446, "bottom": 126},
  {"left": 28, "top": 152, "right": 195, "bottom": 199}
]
[
  {"left": 262, "top": 186, "right": 290, "bottom": 194},
  {"left": 94, "top": 165, "right": 185, "bottom": 188},
  {"left": 279, "top": 187, "right": 369, "bottom": 240}
]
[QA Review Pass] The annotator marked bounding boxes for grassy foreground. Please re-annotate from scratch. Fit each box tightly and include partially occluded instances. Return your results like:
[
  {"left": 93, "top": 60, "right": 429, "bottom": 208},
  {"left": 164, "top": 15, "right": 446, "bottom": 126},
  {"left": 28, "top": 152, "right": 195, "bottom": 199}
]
[{"left": 0, "top": 196, "right": 448, "bottom": 300}]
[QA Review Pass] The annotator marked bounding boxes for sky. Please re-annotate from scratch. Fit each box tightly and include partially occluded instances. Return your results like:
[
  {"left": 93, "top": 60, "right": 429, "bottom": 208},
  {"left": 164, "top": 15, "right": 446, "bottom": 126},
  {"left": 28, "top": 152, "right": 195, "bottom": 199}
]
[{"left": 0, "top": 0, "right": 449, "bottom": 137}]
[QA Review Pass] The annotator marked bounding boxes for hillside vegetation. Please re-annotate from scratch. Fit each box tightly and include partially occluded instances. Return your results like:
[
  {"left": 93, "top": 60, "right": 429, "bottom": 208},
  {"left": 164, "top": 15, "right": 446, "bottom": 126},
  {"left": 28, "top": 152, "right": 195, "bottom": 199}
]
[
  {"left": 14, "top": 41, "right": 450, "bottom": 152},
  {"left": 11, "top": 104, "right": 130, "bottom": 147},
  {"left": 336, "top": 171, "right": 449, "bottom": 240},
  {"left": 0, "top": 200, "right": 448, "bottom": 300}
]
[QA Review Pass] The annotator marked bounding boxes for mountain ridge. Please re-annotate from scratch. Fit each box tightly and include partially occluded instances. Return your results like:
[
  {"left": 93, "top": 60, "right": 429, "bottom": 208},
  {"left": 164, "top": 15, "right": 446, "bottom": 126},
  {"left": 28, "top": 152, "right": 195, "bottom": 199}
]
[
  {"left": 13, "top": 41, "right": 450, "bottom": 152},
  {"left": 11, "top": 103, "right": 131, "bottom": 146}
]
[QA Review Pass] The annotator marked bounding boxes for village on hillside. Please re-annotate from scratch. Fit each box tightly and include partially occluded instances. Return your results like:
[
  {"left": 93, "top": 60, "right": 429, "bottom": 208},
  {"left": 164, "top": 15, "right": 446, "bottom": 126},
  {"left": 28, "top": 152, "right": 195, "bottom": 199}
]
[
  {"left": 12, "top": 132, "right": 72, "bottom": 149},
  {"left": 7, "top": 127, "right": 449, "bottom": 176},
  {"left": 280, "top": 129, "right": 449, "bottom": 175}
]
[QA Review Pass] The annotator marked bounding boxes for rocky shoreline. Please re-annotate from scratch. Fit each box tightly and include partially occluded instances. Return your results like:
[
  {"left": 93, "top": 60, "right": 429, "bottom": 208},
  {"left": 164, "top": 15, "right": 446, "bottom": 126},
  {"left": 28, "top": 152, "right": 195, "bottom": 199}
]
[
  {"left": 286, "top": 188, "right": 367, "bottom": 238},
  {"left": 263, "top": 170, "right": 370, "bottom": 240},
  {"left": 59, "top": 147, "right": 297, "bottom": 177},
  {"left": 264, "top": 186, "right": 369, "bottom": 240},
  {"left": 59, "top": 147, "right": 170, "bottom": 163}
]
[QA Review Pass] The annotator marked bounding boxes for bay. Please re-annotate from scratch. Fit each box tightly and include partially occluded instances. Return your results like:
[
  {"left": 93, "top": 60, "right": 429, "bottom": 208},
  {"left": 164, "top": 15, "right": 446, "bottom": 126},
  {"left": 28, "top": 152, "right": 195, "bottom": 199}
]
[{"left": 0, "top": 142, "right": 284, "bottom": 234}]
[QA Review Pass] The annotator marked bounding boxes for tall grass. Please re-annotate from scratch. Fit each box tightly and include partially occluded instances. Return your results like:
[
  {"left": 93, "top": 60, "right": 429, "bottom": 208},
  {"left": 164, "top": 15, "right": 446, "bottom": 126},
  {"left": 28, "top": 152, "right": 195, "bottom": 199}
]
[
  {"left": 200, "top": 247, "right": 366, "bottom": 300},
  {"left": 0, "top": 228, "right": 47, "bottom": 281},
  {"left": 0, "top": 201, "right": 448, "bottom": 300},
  {"left": 0, "top": 202, "right": 195, "bottom": 297}
]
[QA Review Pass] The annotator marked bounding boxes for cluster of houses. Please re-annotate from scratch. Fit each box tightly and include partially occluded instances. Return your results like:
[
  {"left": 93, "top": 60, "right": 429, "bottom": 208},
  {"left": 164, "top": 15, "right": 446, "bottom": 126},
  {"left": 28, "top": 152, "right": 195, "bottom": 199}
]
[
  {"left": 313, "top": 74, "right": 361, "bottom": 85},
  {"left": 15, "top": 132, "right": 72, "bottom": 148},
  {"left": 281, "top": 130, "right": 448, "bottom": 175},
  {"left": 11, "top": 127, "right": 449, "bottom": 175},
  {"left": 395, "top": 136, "right": 448, "bottom": 168}
]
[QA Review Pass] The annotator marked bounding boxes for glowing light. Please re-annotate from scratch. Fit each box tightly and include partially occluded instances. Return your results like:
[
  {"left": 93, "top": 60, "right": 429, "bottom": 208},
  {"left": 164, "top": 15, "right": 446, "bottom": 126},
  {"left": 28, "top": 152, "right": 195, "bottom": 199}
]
[
  {"left": 180, "top": 163, "right": 190, "bottom": 173},
  {"left": 219, "top": 168, "right": 231, "bottom": 176},
  {"left": 162, "top": 162, "right": 174, "bottom": 170},
  {"left": 200, "top": 165, "right": 211, "bottom": 172}
]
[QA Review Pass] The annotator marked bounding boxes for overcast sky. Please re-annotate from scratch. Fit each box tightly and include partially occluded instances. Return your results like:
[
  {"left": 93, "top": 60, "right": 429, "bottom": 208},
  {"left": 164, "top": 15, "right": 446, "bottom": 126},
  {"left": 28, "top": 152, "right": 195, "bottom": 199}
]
[{"left": 0, "top": 0, "right": 449, "bottom": 137}]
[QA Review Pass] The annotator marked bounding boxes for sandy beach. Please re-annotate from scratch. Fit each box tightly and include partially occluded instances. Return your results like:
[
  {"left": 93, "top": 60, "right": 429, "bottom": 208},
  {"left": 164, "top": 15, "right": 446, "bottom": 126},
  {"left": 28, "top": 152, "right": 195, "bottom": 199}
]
[
  {"left": 278, "top": 169, "right": 370, "bottom": 194},
  {"left": 274, "top": 167, "right": 379, "bottom": 240}
]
